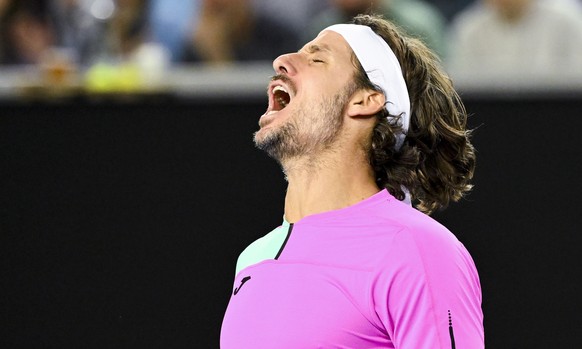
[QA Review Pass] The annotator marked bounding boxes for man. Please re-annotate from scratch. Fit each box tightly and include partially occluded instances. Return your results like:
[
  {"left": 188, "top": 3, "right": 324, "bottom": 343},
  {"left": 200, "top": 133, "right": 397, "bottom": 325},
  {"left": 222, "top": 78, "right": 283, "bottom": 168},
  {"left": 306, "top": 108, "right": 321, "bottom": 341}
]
[
  {"left": 221, "top": 14, "right": 484, "bottom": 348},
  {"left": 446, "top": 0, "right": 582, "bottom": 83}
]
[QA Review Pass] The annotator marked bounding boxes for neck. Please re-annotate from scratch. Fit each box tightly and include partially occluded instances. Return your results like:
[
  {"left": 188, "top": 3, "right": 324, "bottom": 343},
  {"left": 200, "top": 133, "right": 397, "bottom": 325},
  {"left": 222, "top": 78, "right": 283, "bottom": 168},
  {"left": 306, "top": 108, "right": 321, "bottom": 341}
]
[{"left": 282, "top": 141, "right": 380, "bottom": 223}]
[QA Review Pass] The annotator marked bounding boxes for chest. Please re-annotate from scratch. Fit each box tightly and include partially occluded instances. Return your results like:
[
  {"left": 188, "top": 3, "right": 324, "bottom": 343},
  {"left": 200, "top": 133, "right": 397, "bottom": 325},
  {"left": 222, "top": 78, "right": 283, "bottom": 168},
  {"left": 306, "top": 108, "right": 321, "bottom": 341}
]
[{"left": 221, "top": 261, "right": 392, "bottom": 348}]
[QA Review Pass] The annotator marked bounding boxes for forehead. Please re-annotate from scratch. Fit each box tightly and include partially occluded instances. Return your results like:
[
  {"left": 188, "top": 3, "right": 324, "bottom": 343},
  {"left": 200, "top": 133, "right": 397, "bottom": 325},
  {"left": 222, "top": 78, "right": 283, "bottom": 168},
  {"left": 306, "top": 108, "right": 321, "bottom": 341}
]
[{"left": 303, "top": 30, "right": 355, "bottom": 63}]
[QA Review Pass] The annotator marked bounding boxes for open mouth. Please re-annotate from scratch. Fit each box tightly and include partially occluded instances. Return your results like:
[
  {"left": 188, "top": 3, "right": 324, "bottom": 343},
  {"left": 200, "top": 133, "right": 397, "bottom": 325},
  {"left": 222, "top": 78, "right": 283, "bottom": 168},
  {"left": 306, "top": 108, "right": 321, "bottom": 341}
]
[{"left": 273, "top": 85, "right": 291, "bottom": 111}]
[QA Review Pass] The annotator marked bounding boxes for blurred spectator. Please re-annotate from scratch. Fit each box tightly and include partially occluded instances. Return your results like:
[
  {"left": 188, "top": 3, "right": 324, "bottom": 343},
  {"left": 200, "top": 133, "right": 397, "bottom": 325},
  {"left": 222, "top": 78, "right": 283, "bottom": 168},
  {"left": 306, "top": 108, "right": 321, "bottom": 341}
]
[
  {"left": 424, "top": 0, "right": 473, "bottom": 22},
  {"left": 49, "top": 0, "right": 150, "bottom": 66},
  {"left": 1, "top": 0, "right": 153, "bottom": 68},
  {"left": 0, "top": 0, "right": 9, "bottom": 62},
  {"left": 446, "top": 0, "right": 582, "bottom": 81},
  {"left": 0, "top": 0, "right": 55, "bottom": 65},
  {"left": 106, "top": 0, "right": 149, "bottom": 61},
  {"left": 148, "top": 0, "right": 200, "bottom": 62},
  {"left": 48, "top": 0, "right": 109, "bottom": 66},
  {"left": 0, "top": 0, "right": 7, "bottom": 52},
  {"left": 183, "top": 0, "right": 300, "bottom": 64},
  {"left": 303, "top": 0, "right": 448, "bottom": 58},
  {"left": 79, "top": 0, "right": 173, "bottom": 92},
  {"left": 251, "top": 0, "right": 330, "bottom": 33}
]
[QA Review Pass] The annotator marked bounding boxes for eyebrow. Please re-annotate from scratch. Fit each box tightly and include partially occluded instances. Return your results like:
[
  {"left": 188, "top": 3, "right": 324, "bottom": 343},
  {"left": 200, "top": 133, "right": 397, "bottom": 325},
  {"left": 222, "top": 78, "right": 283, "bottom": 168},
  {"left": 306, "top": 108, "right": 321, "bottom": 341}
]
[{"left": 303, "top": 44, "right": 332, "bottom": 54}]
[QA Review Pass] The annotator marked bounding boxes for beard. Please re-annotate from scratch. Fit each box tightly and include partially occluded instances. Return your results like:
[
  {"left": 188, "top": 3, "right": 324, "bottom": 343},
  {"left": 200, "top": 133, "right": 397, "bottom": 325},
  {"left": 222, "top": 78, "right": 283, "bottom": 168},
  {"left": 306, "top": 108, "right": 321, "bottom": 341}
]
[{"left": 254, "top": 86, "right": 352, "bottom": 163}]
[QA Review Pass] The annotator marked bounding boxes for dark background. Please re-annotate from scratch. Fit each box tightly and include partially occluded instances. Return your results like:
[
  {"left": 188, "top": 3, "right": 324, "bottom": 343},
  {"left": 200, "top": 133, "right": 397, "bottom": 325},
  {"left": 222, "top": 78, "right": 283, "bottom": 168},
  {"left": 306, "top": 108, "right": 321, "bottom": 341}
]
[{"left": 1, "top": 94, "right": 581, "bottom": 348}]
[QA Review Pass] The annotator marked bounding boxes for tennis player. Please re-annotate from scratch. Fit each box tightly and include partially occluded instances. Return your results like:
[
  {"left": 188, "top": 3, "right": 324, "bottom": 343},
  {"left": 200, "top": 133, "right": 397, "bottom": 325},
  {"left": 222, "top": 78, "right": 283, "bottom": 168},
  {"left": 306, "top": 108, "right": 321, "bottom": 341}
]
[{"left": 221, "top": 14, "right": 484, "bottom": 348}]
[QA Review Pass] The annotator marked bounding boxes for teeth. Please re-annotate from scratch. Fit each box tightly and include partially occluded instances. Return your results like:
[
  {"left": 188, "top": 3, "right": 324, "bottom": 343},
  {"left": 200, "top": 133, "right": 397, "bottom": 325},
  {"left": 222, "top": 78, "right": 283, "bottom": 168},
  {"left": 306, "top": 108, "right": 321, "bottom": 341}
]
[{"left": 273, "top": 85, "right": 288, "bottom": 94}]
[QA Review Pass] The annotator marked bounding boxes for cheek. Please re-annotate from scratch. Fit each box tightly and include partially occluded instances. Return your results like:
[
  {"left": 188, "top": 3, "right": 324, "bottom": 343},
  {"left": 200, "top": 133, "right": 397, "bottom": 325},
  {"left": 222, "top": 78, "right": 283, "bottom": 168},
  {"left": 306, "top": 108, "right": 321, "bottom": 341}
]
[{"left": 319, "top": 75, "right": 354, "bottom": 100}]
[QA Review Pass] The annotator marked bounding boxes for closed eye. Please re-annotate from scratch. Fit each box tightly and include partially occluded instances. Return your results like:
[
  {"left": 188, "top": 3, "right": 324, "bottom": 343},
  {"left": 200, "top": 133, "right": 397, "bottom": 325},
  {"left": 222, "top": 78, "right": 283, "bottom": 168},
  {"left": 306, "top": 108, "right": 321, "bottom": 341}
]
[{"left": 312, "top": 59, "right": 325, "bottom": 63}]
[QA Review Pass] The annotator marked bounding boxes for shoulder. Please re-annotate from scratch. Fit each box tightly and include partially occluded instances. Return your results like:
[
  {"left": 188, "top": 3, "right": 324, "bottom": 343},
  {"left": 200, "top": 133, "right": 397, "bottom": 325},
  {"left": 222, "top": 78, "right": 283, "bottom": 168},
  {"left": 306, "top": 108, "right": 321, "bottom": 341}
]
[
  {"left": 373, "top": 198, "right": 460, "bottom": 246},
  {"left": 347, "top": 197, "right": 470, "bottom": 271},
  {"left": 399, "top": 208, "right": 464, "bottom": 251},
  {"left": 369, "top": 199, "right": 476, "bottom": 282},
  {"left": 368, "top": 202, "right": 483, "bottom": 346},
  {"left": 235, "top": 224, "right": 288, "bottom": 275}
]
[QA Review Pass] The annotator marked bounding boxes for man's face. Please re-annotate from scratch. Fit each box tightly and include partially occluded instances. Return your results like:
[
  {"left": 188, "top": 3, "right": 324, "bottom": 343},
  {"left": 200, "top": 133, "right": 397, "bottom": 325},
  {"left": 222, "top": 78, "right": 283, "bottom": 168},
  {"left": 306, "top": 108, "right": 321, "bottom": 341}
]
[
  {"left": 254, "top": 31, "right": 359, "bottom": 163},
  {"left": 485, "top": 0, "right": 532, "bottom": 21}
]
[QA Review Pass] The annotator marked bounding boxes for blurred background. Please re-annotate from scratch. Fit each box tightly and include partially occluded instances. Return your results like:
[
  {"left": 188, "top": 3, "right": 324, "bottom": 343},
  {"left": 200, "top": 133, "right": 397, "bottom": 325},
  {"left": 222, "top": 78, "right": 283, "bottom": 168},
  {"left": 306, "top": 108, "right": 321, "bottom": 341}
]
[{"left": 1, "top": 0, "right": 582, "bottom": 348}]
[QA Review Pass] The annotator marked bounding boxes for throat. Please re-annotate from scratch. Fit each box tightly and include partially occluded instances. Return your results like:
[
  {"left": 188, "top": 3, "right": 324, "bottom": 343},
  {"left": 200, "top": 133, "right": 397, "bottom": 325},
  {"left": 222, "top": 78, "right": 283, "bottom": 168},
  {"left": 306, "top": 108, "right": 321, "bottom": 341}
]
[{"left": 283, "top": 158, "right": 379, "bottom": 223}]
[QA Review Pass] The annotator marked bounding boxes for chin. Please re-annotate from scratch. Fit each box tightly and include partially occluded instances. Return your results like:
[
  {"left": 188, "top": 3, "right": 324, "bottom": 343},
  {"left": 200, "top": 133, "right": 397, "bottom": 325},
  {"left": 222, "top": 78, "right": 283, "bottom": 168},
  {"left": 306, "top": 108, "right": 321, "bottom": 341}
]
[
  {"left": 254, "top": 126, "right": 273, "bottom": 145},
  {"left": 254, "top": 126, "right": 276, "bottom": 147},
  {"left": 254, "top": 125, "right": 292, "bottom": 161}
]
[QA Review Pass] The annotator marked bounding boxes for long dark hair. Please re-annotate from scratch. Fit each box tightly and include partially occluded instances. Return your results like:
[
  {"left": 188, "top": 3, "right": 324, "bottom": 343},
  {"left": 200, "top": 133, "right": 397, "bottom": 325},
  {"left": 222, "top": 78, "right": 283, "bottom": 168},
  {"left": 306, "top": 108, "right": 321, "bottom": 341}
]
[{"left": 351, "top": 14, "right": 476, "bottom": 214}]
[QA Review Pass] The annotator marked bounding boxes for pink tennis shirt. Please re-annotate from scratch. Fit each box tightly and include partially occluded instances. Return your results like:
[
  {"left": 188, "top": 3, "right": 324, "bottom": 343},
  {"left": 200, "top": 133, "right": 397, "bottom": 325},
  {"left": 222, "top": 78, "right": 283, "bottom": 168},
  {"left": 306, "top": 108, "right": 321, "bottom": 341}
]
[{"left": 221, "top": 189, "right": 484, "bottom": 348}]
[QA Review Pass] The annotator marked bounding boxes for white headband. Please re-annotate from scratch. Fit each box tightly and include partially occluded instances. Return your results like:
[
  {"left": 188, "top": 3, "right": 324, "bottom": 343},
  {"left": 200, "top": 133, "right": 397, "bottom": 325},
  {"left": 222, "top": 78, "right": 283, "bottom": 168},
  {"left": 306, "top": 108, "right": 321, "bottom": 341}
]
[{"left": 323, "top": 24, "right": 410, "bottom": 150}]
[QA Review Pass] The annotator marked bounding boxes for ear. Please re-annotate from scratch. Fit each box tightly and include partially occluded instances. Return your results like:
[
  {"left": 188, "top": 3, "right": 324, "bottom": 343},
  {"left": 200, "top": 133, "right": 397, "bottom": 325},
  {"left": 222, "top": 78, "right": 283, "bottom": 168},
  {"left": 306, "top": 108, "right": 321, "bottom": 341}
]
[{"left": 346, "top": 89, "right": 386, "bottom": 118}]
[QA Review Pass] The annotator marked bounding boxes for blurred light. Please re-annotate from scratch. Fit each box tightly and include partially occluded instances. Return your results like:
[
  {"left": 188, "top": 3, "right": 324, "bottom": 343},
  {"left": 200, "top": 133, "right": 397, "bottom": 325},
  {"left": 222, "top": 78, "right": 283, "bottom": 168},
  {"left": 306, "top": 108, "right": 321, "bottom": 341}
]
[{"left": 90, "top": 0, "right": 115, "bottom": 20}]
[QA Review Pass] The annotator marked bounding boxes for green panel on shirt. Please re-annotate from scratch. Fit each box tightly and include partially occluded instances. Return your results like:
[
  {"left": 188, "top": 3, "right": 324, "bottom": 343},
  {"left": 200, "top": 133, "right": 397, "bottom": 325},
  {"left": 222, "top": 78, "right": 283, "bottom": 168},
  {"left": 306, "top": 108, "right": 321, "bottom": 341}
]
[{"left": 235, "top": 219, "right": 290, "bottom": 275}]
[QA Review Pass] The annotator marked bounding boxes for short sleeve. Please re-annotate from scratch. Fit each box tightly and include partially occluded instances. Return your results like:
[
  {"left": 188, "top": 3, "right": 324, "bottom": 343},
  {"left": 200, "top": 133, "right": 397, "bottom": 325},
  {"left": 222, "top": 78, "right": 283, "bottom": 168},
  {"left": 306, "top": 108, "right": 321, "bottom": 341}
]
[{"left": 370, "top": 228, "right": 484, "bottom": 348}]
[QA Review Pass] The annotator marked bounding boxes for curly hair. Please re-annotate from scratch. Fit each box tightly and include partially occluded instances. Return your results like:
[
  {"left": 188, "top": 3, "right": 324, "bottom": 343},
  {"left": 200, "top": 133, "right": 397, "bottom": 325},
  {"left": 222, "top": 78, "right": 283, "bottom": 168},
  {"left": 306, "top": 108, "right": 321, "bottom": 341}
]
[{"left": 351, "top": 14, "right": 476, "bottom": 214}]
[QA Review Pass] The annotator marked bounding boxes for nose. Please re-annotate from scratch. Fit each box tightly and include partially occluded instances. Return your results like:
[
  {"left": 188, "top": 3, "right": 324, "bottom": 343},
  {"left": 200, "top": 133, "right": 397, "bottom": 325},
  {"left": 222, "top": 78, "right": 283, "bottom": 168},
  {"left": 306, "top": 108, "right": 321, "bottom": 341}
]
[{"left": 272, "top": 53, "right": 298, "bottom": 76}]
